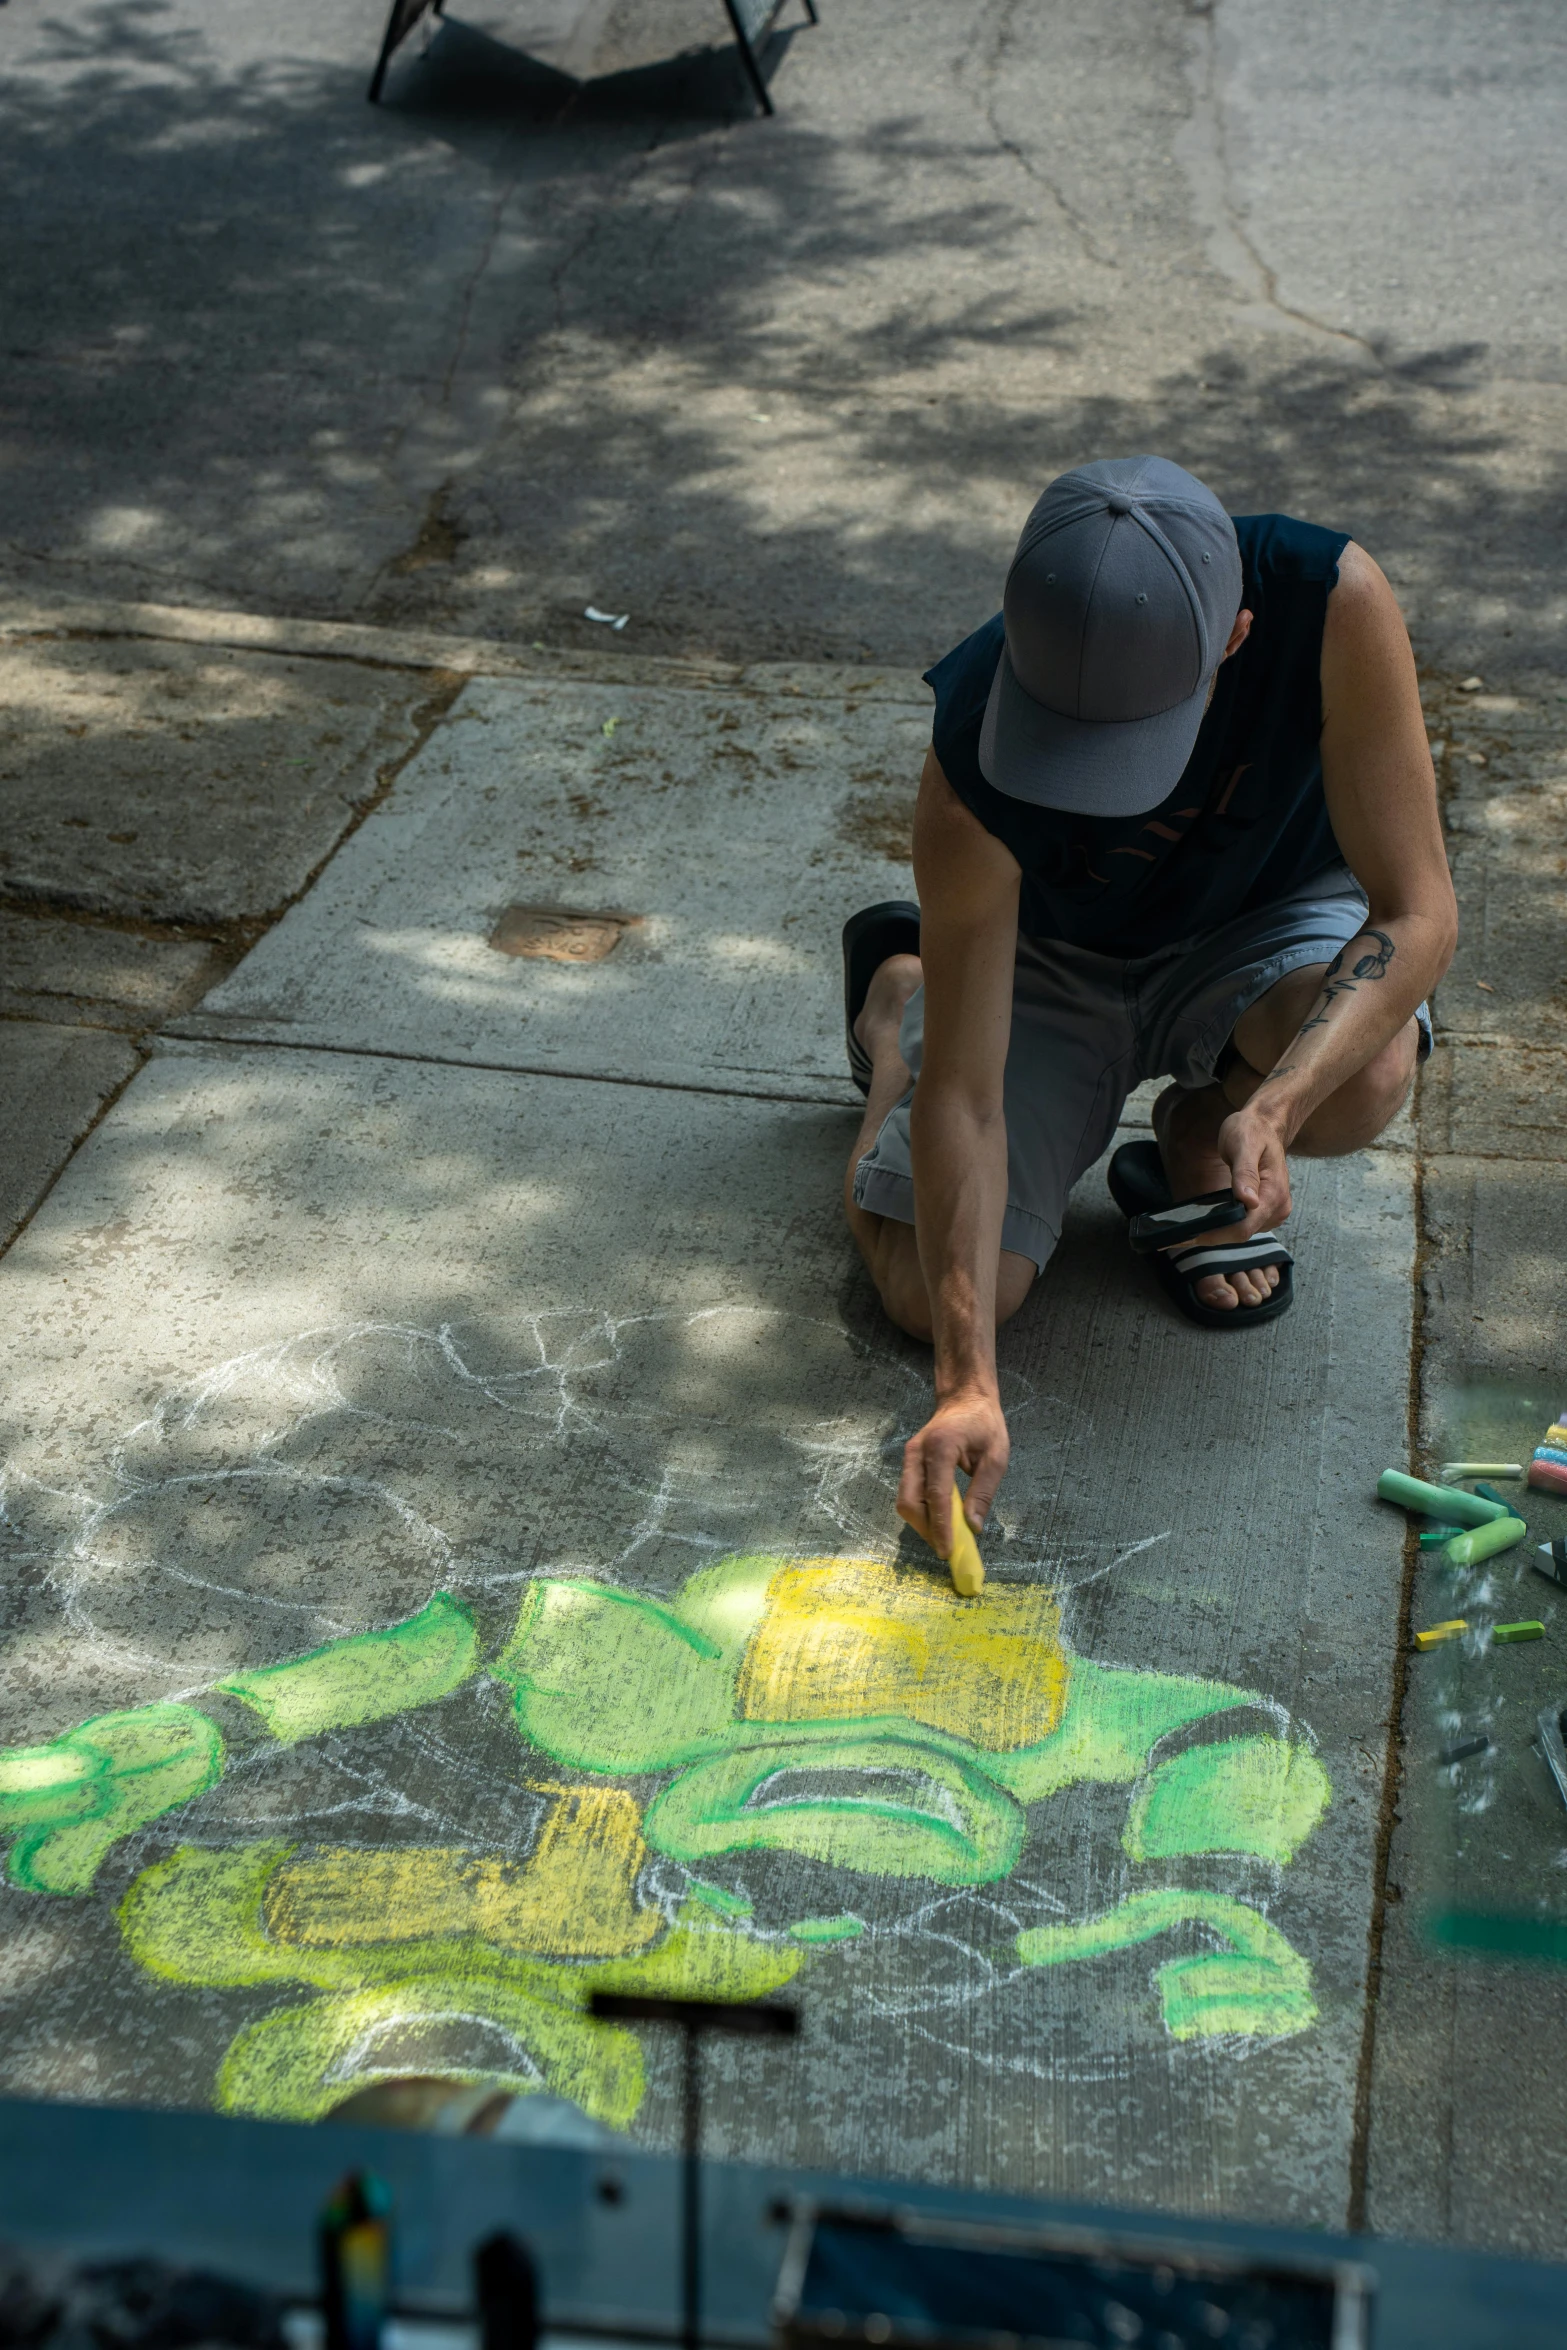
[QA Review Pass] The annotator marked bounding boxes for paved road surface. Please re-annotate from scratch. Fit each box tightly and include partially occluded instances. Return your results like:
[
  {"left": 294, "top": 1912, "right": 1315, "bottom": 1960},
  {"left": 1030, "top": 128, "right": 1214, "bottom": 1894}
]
[{"left": 1, "top": 0, "right": 1565, "bottom": 2262}]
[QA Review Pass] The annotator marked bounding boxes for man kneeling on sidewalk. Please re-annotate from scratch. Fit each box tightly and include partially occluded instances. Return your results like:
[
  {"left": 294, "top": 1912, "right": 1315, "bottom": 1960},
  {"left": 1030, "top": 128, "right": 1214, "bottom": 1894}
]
[{"left": 841, "top": 456, "right": 1456, "bottom": 1552}]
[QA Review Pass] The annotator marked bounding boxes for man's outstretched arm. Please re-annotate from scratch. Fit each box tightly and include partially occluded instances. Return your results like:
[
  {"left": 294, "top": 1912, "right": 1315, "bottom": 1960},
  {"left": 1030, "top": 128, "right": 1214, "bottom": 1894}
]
[
  {"left": 896, "top": 750, "right": 1022, "bottom": 1557},
  {"left": 1210, "top": 543, "right": 1458, "bottom": 1233}
]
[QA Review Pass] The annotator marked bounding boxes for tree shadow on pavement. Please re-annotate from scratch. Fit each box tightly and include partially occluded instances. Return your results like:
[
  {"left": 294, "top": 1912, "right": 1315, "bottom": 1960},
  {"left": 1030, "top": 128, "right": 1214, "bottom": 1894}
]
[{"left": 0, "top": 0, "right": 1563, "bottom": 672}]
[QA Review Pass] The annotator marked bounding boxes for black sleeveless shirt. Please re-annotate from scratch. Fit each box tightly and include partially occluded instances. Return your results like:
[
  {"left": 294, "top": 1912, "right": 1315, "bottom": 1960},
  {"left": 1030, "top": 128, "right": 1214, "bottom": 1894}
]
[{"left": 925, "top": 512, "right": 1351, "bottom": 956}]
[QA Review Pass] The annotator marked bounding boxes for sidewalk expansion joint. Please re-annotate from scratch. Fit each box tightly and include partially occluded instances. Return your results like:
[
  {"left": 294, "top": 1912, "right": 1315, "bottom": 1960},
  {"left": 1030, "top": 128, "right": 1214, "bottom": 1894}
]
[
  {"left": 0, "top": 1038, "right": 149, "bottom": 1271},
  {"left": 1346, "top": 1102, "right": 1431, "bottom": 2232},
  {"left": 152, "top": 1026, "right": 864, "bottom": 1111},
  {"left": 0, "top": 594, "right": 931, "bottom": 710}
]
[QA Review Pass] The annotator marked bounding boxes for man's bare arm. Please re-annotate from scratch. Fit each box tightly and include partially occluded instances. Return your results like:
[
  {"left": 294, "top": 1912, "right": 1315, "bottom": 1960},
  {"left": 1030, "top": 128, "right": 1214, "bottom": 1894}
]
[
  {"left": 1210, "top": 543, "right": 1457, "bottom": 1231},
  {"left": 895, "top": 749, "right": 1021, "bottom": 1554}
]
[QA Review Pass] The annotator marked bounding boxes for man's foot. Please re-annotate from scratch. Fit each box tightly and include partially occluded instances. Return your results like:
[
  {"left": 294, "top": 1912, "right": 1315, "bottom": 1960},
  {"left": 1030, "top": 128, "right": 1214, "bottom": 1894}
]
[
  {"left": 1152, "top": 1083, "right": 1282, "bottom": 1314},
  {"left": 853, "top": 952, "right": 922, "bottom": 1078},
  {"left": 843, "top": 901, "right": 921, "bottom": 1095}
]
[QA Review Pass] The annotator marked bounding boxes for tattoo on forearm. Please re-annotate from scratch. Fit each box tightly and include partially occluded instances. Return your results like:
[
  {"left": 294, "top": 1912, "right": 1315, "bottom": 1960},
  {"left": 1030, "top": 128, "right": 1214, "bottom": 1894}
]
[{"left": 1298, "top": 929, "right": 1395, "bottom": 1034}]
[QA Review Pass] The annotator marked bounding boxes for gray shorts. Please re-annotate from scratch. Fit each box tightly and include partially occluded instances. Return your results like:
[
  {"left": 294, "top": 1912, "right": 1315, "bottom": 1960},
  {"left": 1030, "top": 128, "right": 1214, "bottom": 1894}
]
[{"left": 852, "top": 862, "right": 1432, "bottom": 1272}]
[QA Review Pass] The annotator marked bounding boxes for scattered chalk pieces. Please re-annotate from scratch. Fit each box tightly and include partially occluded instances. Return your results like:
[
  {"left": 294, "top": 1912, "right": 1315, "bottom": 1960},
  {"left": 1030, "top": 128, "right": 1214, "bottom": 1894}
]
[
  {"left": 1493, "top": 1621, "right": 1545, "bottom": 1645},
  {"left": 1415, "top": 1619, "right": 1467, "bottom": 1651},
  {"left": 584, "top": 606, "right": 629, "bottom": 631},
  {"left": 1419, "top": 1525, "right": 1466, "bottom": 1548},
  {"left": 1438, "top": 1735, "right": 1491, "bottom": 1766}
]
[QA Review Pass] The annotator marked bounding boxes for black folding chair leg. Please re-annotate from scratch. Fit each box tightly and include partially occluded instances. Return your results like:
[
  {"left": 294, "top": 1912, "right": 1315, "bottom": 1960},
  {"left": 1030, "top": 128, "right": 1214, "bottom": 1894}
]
[
  {"left": 720, "top": 0, "right": 774, "bottom": 111},
  {"left": 367, "top": 0, "right": 437, "bottom": 101}
]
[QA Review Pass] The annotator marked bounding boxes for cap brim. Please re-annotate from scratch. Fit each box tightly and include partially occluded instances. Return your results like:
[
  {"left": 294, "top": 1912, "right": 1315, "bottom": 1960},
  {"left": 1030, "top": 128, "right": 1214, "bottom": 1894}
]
[{"left": 978, "top": 645, "right": 1209, "bottom": 817}]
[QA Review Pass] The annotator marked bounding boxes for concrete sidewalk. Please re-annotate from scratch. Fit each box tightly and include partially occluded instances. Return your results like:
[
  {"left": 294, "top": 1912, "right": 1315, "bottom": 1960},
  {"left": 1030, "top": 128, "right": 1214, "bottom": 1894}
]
[
  {"left": 0, "top": 625, "right": 1409, "bottom": 2229},
  {"left": 0, "top": 593, "right": 1563, "bottom": 2254}
]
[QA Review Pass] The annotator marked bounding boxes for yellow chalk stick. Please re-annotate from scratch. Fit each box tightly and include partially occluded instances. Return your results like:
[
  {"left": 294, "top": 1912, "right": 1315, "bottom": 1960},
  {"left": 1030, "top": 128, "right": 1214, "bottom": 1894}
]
[
  {"left": 944, "top": 1483, "right": 985, "bottom": 1597},
  {"left": 1415, "top": 1619, "right": 1467, "bottom": 1652}
]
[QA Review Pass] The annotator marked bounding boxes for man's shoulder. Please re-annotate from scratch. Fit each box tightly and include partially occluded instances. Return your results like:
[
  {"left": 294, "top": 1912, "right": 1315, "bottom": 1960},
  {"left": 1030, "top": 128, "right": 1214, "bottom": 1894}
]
[{"left": 1319, "top": 541, "right": 1417, "bottom": 677}]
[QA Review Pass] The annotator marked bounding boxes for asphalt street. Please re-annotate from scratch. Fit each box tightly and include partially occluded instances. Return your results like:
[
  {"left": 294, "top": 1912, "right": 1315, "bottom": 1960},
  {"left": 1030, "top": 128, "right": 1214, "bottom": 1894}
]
[{"left": 1, "top": 0, "right": 1565, "bottom": 2266}]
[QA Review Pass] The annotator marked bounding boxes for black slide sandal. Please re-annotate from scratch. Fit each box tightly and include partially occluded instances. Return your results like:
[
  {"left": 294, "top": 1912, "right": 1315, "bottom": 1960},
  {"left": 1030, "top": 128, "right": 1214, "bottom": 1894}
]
[
  {"left": 1106, "top": 1140, "right": 1294, "bottom": 1331},
  {"left": 1105, "top": 1139, "right": 1175, "bottom": 1221},
  {"left": 842, "top": 901, "right": 921, "bottom": 1096}
]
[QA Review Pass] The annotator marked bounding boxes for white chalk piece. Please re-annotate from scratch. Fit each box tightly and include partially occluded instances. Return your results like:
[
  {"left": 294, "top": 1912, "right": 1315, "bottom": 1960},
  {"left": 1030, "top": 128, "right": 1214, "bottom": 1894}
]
[
  {"left": 1439, "top": 1461, "right": 1523, "bottom": 1480},
  {"left": 585, "top": 607, "right": 629, "bottom": 631}
]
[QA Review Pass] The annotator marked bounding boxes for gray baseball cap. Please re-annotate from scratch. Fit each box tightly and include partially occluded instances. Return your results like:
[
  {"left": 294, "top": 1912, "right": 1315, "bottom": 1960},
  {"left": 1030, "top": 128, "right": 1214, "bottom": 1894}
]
[{"left": 978, "top": 455, "right": 1244, "bottom": 816}]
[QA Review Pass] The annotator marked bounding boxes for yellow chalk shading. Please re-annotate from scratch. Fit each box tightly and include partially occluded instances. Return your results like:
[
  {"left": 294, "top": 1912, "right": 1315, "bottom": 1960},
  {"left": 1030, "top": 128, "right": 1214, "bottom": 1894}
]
[
  {"left": 1415, "top": 1619, "right": 1467, "bottom": 1652},
  {"left": 945, "top": 1488, "right": 985, "bottom": 1597},
  {"left": 0, "top": 1747, "right": 99, "bottom": 1799},
  {"left": 736, "top": 1557, "right": 1065, "bottom": 1751},
  {"left": 120, "top": 1840, "right": 801, "bottom": 2127},
  {"left": 218, "top": 1977, "right": 644, "bottom": 2129},
  {"left": 264, "top": 1788, "right": 660, "bottom": 1959}
]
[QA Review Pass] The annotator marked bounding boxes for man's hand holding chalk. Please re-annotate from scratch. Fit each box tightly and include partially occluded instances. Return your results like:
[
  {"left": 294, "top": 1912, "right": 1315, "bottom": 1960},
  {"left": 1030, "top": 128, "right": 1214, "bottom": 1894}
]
[{"left": 896, "top": 1388, "right": 1004, "bottom": 1594}]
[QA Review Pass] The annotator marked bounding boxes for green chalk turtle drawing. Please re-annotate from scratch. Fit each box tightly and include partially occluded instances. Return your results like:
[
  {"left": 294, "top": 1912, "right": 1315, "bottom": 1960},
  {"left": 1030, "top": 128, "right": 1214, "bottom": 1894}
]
[{"left": 0, "top": 1555, "right": 1329, "bottom": 2125}]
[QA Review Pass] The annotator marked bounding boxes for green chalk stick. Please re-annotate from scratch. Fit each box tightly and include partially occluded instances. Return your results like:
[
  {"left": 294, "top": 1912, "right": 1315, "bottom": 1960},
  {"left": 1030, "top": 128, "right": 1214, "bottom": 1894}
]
[
  {"left": 1377, "top": 1471, "right": 1509, "bottom": 1528},
  {"left": 1419, "top": 1525, "right": 1466, "bottom": 1549},
  {"left": 1493, "top": 1621, "right": 1544, "bottom": 1644},
  {"left": 1443, "top": 1516, "right": 1529, "bottom": 1568},
  {"left": 1444, "top": 1516, "right": 1529, "bottom": 1568}
]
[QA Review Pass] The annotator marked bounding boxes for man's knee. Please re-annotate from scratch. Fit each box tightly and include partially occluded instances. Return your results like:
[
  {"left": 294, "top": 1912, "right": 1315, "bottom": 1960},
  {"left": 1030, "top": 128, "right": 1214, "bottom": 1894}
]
[
  {"left": 1294, "top": 1020, "right": 1419, "bottom": 1154},
  {"left": 881, "top": 1278, "right": 935, "bottom": 1344},
  {"left": 865, "top": 1222, "right": 934, "bottom": 1341},
  {"left": 995, "top": 1250, "right": 1038, "bottom": 1327},
  {"left": 868, "top": 1231, "right": 1035, "bottom": 1343}
]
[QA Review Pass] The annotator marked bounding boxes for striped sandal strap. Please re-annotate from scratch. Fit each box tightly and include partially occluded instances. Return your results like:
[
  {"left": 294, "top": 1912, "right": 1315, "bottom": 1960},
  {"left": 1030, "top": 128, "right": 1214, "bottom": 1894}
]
[{"left": 1166, "top": 1230, "right": 1294, "bottom": 1278}]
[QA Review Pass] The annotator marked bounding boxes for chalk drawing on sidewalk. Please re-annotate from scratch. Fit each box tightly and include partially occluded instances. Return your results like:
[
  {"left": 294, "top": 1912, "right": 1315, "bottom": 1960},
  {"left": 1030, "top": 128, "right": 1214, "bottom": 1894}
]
[{"left": 0, "top": 1311, "right": 1330, "bottom": 2128}]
